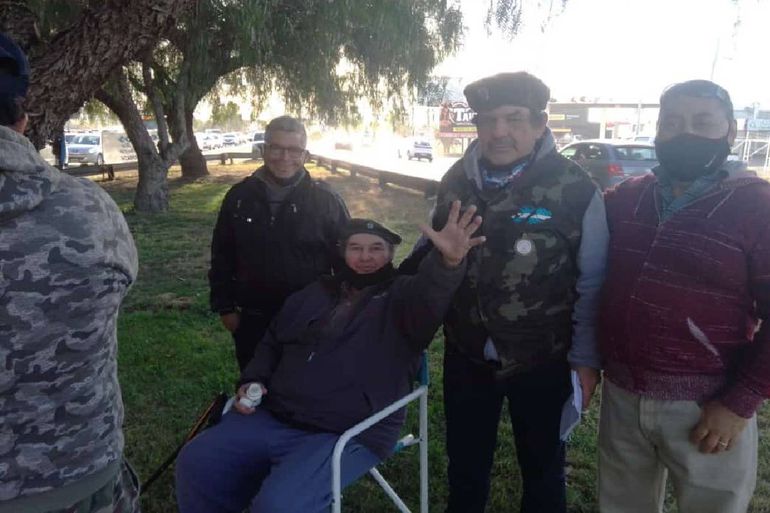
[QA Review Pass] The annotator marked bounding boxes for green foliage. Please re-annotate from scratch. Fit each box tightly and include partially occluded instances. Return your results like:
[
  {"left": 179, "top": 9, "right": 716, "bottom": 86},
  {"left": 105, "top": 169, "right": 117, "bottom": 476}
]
[
  {"left": 486, "top": 0, "right": 569, "bottom": 36},
  {"left": 147, "top": 0, "right": 464, "bottom": 125},
  {"left": 79, "top": 98, "right": 119, "bottom": 125},
  {"left": 209, "top": 99, "right": 245, "bottom": 131}
]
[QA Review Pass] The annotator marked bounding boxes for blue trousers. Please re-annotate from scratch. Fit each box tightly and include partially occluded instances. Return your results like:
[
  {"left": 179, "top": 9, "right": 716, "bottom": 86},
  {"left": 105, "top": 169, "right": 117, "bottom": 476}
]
[{"left": 175, "top": 408, "right": 381, "bottom": 513}]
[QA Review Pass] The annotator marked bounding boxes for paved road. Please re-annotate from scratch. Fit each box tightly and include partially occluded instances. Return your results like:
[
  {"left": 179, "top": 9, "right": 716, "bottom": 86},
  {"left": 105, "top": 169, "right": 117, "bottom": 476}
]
[
  {"left": 309, "top": 141, "right": 456, "bottom": 182},
  {"left": 208, "top": 140, "right": 459, "bottom": 182}
]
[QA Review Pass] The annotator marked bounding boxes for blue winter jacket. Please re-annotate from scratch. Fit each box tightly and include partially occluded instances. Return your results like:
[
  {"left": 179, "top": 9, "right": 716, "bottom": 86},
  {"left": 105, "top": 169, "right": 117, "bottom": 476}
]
[{"left": 240, "top": 250, "right": 465, "bottom": 458}]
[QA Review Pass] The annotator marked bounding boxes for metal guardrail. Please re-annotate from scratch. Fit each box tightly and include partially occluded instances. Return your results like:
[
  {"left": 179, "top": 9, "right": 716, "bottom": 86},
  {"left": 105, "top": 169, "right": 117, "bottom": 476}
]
[
  {"left": 63, "top": 151, "right": 440, "bottom": 197},
  {"left": 310, "top": 154, "right": 438, "bottom": 198}
]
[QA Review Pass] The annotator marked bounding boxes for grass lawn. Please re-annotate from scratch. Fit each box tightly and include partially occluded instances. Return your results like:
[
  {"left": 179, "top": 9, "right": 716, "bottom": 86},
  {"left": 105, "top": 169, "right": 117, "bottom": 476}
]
[{"left": 102, "top": 162, "right": 770, "bottom": 513}]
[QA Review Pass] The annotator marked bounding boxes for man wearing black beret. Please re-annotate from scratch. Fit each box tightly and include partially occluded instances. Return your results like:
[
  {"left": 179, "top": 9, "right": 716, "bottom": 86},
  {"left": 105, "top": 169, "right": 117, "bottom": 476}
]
[
  {"left": 177, "top": 204, "right": 486, "bottom": 513},
  {"left": 401, "top": 71, "right": 609, "bottom": 512}
]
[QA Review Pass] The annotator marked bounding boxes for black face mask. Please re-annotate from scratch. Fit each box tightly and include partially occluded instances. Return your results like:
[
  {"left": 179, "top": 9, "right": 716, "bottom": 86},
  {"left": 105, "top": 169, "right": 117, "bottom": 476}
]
[
  {"left": 655, "top": 133, "right": 731, "bottom": 182},
  {"left": 339, "top": 262, "right": 396, "bottom": 290}
]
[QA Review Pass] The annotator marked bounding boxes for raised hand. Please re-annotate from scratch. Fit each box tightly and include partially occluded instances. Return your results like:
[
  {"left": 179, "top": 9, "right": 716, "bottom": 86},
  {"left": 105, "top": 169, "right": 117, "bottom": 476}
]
[{"left": 419, "top": 200, "right": 485, "bottom": 268}]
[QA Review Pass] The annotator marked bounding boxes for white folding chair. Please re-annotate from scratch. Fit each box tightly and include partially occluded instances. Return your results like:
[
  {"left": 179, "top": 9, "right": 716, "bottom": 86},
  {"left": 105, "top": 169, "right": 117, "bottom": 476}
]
[{"left": 330, "top": 352, "right": 430, "bottom": 513}]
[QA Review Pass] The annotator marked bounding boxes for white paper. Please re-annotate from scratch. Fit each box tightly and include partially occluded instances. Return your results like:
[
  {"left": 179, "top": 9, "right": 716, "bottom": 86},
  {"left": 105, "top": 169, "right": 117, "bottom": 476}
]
[{"left": 559, "top": 370, "right": 583, "bottom": 441}]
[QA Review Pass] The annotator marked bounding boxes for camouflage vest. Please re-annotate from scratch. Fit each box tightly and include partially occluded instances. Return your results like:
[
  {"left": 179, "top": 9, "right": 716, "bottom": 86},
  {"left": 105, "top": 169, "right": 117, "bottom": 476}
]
[{"left": 436, "top": 150, "right": 597, "bottom": 374}]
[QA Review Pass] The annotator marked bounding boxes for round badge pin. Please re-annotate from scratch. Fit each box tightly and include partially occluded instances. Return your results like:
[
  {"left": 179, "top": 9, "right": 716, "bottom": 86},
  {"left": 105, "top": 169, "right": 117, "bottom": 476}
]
[{"left": 515, "top": 239, "right": 533, "bottom": 256}]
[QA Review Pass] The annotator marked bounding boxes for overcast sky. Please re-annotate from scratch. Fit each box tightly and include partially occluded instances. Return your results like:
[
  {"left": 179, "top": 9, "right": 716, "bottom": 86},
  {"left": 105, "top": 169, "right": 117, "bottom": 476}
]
[{"left": 438, "top": 0, "right": 770, "bottom": 108}]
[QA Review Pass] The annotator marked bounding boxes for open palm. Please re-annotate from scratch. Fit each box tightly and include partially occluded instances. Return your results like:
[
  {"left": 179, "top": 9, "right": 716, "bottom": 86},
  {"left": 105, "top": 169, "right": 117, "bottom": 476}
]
[{"left": 420, "top": 200, "right": 485, "bottom": 267}]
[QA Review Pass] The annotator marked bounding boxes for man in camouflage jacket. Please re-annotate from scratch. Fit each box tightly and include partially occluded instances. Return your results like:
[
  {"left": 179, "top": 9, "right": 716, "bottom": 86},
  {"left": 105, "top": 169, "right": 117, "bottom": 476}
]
[
  {"left": 401, "top": 72, "right": 609, "bottom": 513},
  {"left": 0, "top": 33, "right": 140, "bottom": 513}
]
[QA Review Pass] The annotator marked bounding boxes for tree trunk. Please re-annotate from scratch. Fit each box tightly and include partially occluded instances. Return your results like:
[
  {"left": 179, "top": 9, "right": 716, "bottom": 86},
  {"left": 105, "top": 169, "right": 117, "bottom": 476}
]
[
  {"left": 96, "top": 72, "right": 170, "bottom": 212},
  {"left": 0, "top": 0, "right": 194, "bottom": 149},
  {"left": 179, "top": 106, "right": 209, "bottom": 178}
]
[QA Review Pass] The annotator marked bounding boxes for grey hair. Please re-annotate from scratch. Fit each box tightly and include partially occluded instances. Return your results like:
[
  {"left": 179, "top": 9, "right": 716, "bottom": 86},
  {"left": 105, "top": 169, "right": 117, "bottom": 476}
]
[{"left": 265, "top": 115, "right": 307, "bottom": 147}]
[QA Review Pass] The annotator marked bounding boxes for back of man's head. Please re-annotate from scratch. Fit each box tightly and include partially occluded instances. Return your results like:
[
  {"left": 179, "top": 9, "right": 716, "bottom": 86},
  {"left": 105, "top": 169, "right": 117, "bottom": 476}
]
[{"left": 0, "top": 32, "right": 29, "bottom": 129}]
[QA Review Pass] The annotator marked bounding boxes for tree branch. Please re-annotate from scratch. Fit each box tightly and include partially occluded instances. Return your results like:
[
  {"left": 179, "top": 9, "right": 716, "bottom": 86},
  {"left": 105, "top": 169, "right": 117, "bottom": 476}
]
[
  {"left": 142, "top": 59, "right": 172, "bottom": 158},
  {"left": 19, "top": 0, "right": 194, "bottom": 148}
]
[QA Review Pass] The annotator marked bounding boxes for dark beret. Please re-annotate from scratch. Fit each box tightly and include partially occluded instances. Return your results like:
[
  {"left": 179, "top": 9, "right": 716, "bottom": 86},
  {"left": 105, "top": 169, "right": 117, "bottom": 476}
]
[
  {"left": 463, "top": 72, "right": 550, "bottom": 113},
  {"left": 339, "top": 218, "right": 402, "bottom": 245}
]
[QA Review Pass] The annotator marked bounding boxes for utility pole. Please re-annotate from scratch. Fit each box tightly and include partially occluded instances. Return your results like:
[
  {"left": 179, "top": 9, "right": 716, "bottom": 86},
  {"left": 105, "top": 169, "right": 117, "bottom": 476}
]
[{"left": 710, "top": 37, "right": 721, "bottom": 81}]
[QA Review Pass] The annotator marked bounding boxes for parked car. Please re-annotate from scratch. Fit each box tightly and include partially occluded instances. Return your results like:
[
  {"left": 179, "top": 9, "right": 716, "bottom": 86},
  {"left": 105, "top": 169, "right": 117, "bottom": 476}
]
[
  {"left": 398, "top": 137, "right": 433, "bottom": 162},
  {"left": 252, "top": 131, "right": 265, "bottom": 158},
  {"left": 194, "top": 133, "right": 212, "bottom": 151},
  {"left": 223, "top": 133, "right": 238, "bottom": 146},
  {"left": 559, "top": 140, "right": 657, "bottom": 190},
  {"left": 205, "top": 133, "right": 223, "bottom": 149},
  {"left": 632, "top": 135, "right": 656, "bottom": 145},
  {"left": 67, "top": 133, "right": 104, "bottom": 166}
]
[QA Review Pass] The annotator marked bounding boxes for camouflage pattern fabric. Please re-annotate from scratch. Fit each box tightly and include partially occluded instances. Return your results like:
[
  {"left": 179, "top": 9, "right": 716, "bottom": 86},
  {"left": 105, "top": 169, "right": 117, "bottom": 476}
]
[
  {"left": 0, "top": 126, "right": 138, "bottom": 501},
  {"left": 434, "top": 135, "right": 597, "bottom": 373},
  {"left": 51, "top": 460, "right": 140, "bottom": 513}
]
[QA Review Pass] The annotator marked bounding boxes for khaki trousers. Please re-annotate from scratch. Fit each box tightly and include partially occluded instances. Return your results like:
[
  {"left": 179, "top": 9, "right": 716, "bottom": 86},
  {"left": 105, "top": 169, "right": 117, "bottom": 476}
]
[{"left": 598, "top": 380, "right": 757, "bottom": 513}]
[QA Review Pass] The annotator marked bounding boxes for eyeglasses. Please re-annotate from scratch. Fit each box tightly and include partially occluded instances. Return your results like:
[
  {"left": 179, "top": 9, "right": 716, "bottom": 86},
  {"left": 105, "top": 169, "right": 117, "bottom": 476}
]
[
  {"left": 474, "top": 113, "right": 532, "bottom": 131},
  {"left": 265, "top": 144, "right": 306, "bottom": 158}
]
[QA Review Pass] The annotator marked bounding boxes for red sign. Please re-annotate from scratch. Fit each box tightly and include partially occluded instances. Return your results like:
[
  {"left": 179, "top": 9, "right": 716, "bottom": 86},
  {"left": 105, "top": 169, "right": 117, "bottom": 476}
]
[{"left": 439, "top": 101, "right": 477, "bottom": 139}]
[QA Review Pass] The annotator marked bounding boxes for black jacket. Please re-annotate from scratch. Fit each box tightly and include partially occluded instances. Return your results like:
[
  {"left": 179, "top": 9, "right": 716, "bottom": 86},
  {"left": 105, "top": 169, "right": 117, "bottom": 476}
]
[
  {"left": 209, "top": 167, "right": 349, "bottom": 315},
  {"left": 240, "top": 251, "right": 466, "bottom": 458}
]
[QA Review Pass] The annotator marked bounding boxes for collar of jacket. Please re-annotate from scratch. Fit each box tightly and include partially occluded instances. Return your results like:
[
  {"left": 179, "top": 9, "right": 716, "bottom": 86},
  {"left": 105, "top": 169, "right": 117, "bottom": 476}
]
[{"left": 245, "top": 165, "right": 311, "bottom": 195}]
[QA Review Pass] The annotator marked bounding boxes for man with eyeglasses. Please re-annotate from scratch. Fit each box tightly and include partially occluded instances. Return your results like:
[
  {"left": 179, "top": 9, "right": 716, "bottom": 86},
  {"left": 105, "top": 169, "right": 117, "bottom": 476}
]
[
  {"left": 400, "top": 71, "right": 608, "bottom": 512},
  {"left": 209, "top": 115, "right": 349, "bottom": 371},
  {"left": 598, "top": 80, "right": 770, "bottom": 513}
]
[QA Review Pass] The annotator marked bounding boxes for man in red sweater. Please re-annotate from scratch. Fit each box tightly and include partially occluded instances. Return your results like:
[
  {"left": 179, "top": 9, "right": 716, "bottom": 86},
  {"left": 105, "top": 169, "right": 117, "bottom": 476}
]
[{"left": 598, "top": 80, "right": 770, "bottom": 513}]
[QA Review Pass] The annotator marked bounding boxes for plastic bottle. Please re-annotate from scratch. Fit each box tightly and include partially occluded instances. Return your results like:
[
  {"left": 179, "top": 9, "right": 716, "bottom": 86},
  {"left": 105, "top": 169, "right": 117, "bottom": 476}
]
[{"left": 238, "top": 383, "right": 263, "bottom": 409}]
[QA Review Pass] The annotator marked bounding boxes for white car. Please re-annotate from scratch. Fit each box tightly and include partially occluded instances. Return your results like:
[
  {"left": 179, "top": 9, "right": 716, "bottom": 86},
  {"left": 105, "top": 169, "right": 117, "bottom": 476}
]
[
  {"left": 67, "top": 133, "right": 104, "bottom": 166},
  {"left": 195, "top": 133, "right": 213, "bottom": 151},
  {"left": 398, "top": 137, "right": 433, "bottom": 162},
  {"left": 205, "top": 134, "right": 223, "bottom": 149}
]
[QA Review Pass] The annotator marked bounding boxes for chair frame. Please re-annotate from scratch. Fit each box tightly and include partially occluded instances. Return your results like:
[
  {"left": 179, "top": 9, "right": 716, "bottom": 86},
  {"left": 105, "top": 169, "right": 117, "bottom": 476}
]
[{"left": 330, "top": 353, "right": 430, "bottom": 513}]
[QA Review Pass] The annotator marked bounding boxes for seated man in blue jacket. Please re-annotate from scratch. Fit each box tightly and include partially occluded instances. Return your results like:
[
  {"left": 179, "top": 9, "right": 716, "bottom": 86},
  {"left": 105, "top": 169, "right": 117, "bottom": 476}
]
[{"left": 175, "top": 200, "right": 484, "bottom": 513}]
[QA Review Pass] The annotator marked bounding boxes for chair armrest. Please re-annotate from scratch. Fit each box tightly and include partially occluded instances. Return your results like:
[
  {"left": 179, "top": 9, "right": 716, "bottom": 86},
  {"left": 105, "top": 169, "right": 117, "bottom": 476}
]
[{"left": 331, "top": 385, "right": 428, "bottom": 505}]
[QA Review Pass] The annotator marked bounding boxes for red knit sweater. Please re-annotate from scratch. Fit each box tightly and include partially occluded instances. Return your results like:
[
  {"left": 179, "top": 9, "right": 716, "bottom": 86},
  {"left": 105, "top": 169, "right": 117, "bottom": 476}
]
[{"left": 599, "top": 172, "right": 770, "bottom": 418}]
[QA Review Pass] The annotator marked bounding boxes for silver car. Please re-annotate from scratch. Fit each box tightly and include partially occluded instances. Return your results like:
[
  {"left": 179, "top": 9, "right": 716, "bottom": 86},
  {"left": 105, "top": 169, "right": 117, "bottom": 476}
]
[
  {"left": 560, "top": 140, "right": 657, "bottom": 190},
  {"left": 67, "top": 134, "right": 104, "bottom": 166}
]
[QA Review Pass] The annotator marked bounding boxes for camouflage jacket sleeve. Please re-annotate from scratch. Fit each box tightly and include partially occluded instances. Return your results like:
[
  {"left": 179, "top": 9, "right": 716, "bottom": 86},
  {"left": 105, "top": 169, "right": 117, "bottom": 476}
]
[{"left": 568, "top": 190, "right": 608, "bottom": 369}]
